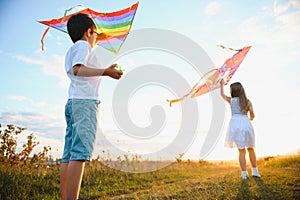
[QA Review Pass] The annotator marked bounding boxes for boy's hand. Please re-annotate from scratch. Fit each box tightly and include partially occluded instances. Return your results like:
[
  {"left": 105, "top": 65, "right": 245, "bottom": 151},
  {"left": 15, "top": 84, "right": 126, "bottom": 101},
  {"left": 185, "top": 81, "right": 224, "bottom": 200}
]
[{"left": 104, "top": 64, "right": 123, "bottom": 79}]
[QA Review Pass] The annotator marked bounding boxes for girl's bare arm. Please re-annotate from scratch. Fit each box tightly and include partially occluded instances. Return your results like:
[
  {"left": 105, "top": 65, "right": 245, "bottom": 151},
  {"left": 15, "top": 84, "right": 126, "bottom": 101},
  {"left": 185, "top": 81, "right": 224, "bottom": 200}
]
[
  {"left": 248, "top": 100, "right": 255, "bottom": 120},
  {"left": 220, "top": 79, "right": 231, "bottom": 103}
]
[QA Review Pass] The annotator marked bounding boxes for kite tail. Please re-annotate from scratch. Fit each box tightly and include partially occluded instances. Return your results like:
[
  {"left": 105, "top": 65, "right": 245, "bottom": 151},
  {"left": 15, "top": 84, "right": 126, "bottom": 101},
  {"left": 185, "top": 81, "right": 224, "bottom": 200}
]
[
  {"left": 166, "top": 68, "right": 217, "bottom": 107},
  {"left": 166, "top": 99, "right": 180, "bottom": 107},
  {"left": 217, "top": 45, "right": 241, "bottom": 52},
  {"left": 41, "top": 26, "right": 50, "bottom": 51},
  {"left": 166, "top": 92, "right": 191, "bottom": 107},
  {"left": 40, "top": 5, "right": 82, "bottom": 51},
  {"left": 61, "top": 5, "right": 82, "bottom": 23}
]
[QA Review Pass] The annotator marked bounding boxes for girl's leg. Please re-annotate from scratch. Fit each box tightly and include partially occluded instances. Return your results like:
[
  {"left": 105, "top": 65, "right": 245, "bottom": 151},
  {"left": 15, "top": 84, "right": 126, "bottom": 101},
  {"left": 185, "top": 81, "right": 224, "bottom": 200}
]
[
  {"left": 238, "top": 148, "right": 246, "bottom": 171},
  {"left": 238, "top": 148, "right": 248, "bottom": 179},
  {"left": 247, "top": 148, "right": 256, "bottom": 167},
  {"left": 247, "top": 148, "right": 261, "bottom": 177}
]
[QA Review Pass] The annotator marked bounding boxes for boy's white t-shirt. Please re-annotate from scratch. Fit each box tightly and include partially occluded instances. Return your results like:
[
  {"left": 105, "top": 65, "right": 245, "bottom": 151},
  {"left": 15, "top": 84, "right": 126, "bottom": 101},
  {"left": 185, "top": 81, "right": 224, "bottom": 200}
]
[{"left": 65, "top": 40, "right": 102, "bottom": 100}]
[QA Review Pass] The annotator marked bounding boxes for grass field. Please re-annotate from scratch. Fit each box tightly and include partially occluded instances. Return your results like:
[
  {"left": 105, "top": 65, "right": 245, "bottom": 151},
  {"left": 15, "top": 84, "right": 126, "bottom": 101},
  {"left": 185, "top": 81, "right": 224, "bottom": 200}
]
[{"left": 1, "top": 154, "right": 299, "bottom": 200}]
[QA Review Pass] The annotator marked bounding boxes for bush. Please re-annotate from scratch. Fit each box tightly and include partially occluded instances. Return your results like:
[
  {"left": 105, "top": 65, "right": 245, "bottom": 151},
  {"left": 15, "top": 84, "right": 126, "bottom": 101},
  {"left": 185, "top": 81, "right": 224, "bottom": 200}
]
[{"left": 0, "top": 123, "right": 51, "bottom": 165}]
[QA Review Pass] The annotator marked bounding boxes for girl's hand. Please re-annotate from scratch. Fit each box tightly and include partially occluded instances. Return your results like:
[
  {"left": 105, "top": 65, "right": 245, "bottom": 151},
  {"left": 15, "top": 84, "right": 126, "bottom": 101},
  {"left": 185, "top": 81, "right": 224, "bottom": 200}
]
[
  {"left": 220, "top": 79, "right": 225, "bottom": 85},
  {"left": 220, "top": 78, "right": 230, "bottom": 103}
]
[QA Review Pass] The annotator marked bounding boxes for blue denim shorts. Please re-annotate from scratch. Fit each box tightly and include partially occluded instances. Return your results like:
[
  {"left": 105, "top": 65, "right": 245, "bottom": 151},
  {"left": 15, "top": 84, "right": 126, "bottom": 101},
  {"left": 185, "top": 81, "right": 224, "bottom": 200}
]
[{"left": 62, "top": 99, "right": 100, "bottom": 162}]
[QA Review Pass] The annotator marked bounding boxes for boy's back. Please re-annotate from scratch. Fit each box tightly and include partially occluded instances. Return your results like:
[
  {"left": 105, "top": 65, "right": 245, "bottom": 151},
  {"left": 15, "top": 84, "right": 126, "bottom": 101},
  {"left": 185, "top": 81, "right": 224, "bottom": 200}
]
[{"left": 65, "top": 40, "right": 102, "bottom": 100}]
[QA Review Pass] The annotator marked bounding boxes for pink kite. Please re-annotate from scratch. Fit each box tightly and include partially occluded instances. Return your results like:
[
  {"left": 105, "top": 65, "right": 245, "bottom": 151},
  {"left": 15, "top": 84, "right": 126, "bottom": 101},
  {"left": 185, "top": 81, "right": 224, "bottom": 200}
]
[{"left": 167, "top": 46, "right": 251, "bottom": 106}]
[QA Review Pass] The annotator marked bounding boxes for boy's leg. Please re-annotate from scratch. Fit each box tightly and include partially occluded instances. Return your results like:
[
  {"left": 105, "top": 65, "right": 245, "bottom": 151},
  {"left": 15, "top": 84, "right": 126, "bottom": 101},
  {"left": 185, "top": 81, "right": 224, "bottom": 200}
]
[
  {"left": 66, "top": 160, "right": 85, "bottom": 200},
  {"left": 60, "top": 162, "right": 69, "bottom": 200},
  {"left": 61, "top": 99, "right": 72, "bottom": 199}
]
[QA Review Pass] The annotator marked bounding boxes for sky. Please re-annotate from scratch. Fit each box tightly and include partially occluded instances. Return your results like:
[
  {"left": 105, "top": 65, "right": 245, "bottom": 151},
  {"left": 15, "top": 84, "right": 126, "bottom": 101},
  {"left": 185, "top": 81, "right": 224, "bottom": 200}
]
[{"left": 0, "top": 0, "right": 300, "bottom": 162}]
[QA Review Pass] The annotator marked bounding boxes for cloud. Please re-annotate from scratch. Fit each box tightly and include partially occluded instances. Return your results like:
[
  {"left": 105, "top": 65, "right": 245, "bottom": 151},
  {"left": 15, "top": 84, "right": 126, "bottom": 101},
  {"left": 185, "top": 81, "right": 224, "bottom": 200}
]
[
  {"left": 204, "top": 2, "right": 221, "bottom": 16},
  {"left": 7, "top": 95, "right": 33, "bottom": 102},
  {"left": 274, "top": 10, "right": 300, "bottom": 35},
  {"left": 273, "top": 0, "right": 290, "bottom": 16},
  {"left": 231, "top": 0, "right": 300, "bottom": 61},
  {"left": 225, "top": 1, "right": 300, "bottom": 94},
  {"left": 5, "top": 95, "right": 59, "bottom": 110},
  {"left": 291, "top": 0, "right": 300, "bottom": 9},
  {"left": 13, "top": 53, "right": 69, "bottom": 89},
  {"left": 0, "top": 111, "right": 65, "bottom": 140}
]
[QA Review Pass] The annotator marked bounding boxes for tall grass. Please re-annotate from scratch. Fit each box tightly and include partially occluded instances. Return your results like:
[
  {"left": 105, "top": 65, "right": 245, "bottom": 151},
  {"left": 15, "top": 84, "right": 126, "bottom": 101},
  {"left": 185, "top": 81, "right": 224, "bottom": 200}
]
[
  {"left": 0, "top": 164, "right": 60, "bottom": 199},
  {"left": 1, "top": 155, "right": 299, "bottom": 200}
]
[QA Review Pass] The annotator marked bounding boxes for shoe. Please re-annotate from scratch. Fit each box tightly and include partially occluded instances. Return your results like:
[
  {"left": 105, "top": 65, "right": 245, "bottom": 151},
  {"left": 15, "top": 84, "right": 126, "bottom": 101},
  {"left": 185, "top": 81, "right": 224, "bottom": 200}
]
[
  {"left": 241, "top": 171, "right": 249, "bottom": 180},
  {"left": 252, "top": 168, "right": 261, "bottom": 177}
]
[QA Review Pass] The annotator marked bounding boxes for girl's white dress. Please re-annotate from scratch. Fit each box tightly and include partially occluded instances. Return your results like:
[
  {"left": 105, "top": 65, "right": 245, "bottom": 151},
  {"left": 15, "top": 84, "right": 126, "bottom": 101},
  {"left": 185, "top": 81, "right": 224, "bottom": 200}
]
[{"left": 225, "top": 97, "right": 255, "bottom": 149}]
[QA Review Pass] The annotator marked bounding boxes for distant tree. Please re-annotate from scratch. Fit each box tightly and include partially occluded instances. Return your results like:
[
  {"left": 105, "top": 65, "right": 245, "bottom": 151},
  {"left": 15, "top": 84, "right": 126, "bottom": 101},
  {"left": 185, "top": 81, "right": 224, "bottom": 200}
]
[{"left": 0, "top": 123, "right": 51, "bottom": 165}]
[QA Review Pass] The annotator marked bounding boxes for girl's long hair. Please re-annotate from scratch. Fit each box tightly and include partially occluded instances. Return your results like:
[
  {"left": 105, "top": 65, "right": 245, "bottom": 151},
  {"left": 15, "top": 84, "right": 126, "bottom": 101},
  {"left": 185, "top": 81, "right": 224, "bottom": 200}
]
[{"left": 230, "top": 82, "right": 249, "bottom": 113}]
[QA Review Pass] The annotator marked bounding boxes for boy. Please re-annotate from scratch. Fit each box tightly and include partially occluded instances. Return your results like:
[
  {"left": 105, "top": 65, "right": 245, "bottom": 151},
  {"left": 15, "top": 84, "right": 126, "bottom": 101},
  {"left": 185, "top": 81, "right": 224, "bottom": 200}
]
[{"left": 60, "top": 13, "right": 123, "bottom": 200}]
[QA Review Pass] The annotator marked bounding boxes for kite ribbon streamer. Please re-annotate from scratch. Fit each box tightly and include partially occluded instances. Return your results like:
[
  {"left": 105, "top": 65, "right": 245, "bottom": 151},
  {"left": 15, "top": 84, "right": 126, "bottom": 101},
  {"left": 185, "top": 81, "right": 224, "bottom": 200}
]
[
  {"left": 41, "top": 27, "right": 50, "bottom": 51},
  {"left": 40, "top": 5, "right": 82, "bottom": 51},
  {"left": 166, "top": 68, "right": 217, "bottom": 107},
  {"left": 61, "top": 5, "right": 82, "bottom": 23},
  {"left": 217, "top": 45, "right": 240, "bottom": 52}
]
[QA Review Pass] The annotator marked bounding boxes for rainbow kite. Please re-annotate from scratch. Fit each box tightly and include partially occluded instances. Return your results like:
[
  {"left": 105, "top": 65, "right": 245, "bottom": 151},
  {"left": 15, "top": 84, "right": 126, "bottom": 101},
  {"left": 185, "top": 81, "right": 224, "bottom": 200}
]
[
  {"left": 167, "top": 46, "right": 251, "bottom": 107},
  {"left": 39, "top": 2, "right": 139, "bottom": 54}
]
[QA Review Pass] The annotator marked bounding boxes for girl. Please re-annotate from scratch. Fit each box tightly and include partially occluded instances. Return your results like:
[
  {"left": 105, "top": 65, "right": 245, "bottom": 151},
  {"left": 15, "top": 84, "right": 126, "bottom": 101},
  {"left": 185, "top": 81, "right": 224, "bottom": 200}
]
[{"left": 220, "top": 79, "right": 260, "bottom": 180}]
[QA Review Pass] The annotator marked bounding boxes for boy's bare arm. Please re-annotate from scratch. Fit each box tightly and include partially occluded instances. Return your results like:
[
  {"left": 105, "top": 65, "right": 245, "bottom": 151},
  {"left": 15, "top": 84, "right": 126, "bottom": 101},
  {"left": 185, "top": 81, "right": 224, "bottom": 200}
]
[{"left": 73, "top": 64, "right": 123, "bottom": 79}]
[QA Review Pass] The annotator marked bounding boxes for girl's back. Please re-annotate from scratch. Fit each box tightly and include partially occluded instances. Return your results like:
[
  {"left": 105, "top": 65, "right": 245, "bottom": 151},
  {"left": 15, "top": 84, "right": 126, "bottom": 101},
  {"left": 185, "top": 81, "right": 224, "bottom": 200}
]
[{"left": 230, "top": 97, "right": 247, "bottom": 115}]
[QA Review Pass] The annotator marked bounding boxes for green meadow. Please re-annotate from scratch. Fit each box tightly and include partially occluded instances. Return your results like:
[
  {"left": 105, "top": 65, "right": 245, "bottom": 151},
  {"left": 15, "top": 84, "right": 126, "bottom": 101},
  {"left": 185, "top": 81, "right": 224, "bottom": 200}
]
[{"left": 0, "top": 154, "right": 299, "bottom": 200}]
